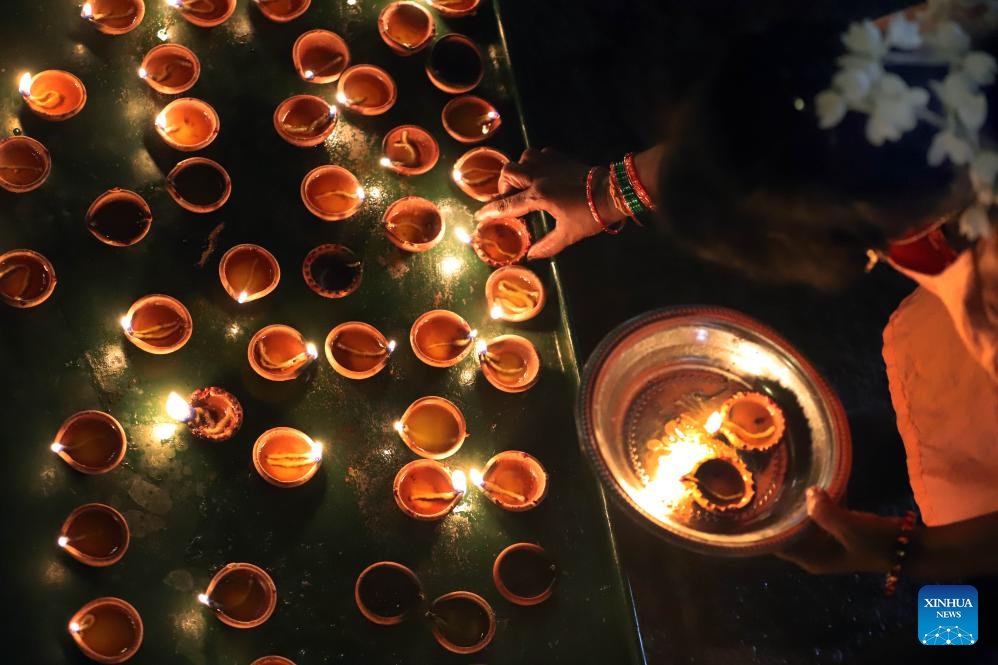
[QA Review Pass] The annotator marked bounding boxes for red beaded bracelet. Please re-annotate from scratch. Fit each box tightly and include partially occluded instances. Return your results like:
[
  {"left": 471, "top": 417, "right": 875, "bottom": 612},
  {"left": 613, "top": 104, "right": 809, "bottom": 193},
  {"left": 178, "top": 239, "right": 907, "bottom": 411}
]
[
  {"left": 623, "top": 152, "right": 657, "bottom": 212},
  {"left": 586, "top": 166, "right": 624, "bottom": 235},
  {"left": 884, "top": 510, "right": 918, "bottom": 597}
]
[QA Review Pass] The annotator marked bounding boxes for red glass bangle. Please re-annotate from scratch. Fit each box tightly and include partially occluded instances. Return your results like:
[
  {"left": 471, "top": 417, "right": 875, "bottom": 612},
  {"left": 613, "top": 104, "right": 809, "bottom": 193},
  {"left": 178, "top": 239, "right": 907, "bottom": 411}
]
[
  {"left": 586, "top": 167, "right": 624, "bottom": 236},
  {"left": 623, "top": 152, "right": 657, "bottom": 212}
]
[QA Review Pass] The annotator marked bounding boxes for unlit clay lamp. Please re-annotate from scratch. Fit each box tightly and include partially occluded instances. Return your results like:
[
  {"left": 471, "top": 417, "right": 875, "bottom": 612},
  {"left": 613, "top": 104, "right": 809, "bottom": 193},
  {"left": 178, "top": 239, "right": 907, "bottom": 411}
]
[
  {"left": 383, "top": 197, "right": 444, "bottom": 253},
  {"left": 293, "top": 30, "right": 350, "bottom": 84},
  {"left": 476, "top": 335, "right": 540, "bottom": 393},
  {"left": 380, "top": 125, "right": 439, "bottom": 176},
  {"left": 166, "top": 0, "right": 236, "bottom": 28},
  {"left": 452, "top": 147, "right": 508, "bottom": 201},
  {"left": 86, "top": 189, "right": 152, "bottom": 247},
  {"left": 394, "top": 396, "right": 467, "bottom": 459},
  {"left": 121, "top": 294, "right": 193, "bottom": 354},
  {"left": 325, "top": 322, "right": 395, "bottom": 379},
  {"left": 492, "top": 543, "right": 557, "bottom": 606},
  {"left": 717, "top": 391, "right": 786, "bottom": 452},
  {"left": 139, "top": 44, "right": 200, "bottom": 94},
  {"left": 155, "top": 98, "right": 219, "bottom": 151},
  {"left": 409, "top": 309, "right": 476, "bottom": 368},
  {"left": 681, "top": 454, "right": 755, "bottom": 513},
  {"left": 218, "top": 244, "right": 280, "bottom": 303},
  {"left": 425, "top": 0, "right": 480, "bottom": 17},
  {"left": 58, "top": 503, "right": 130, "bottom": 567},
  {"left": 471, "top": 217, "right": 530, "bottom": 267},
  {"left": 254, "top": 0, "right": 310, "bottom": 23},
  {"left": 81, "top": 0, "right": 145, "bottom": 35},
  {"left": 425, "top": 34, "right": 483, "bottom": 94},
  {"left": 442, "top": 95, "right": 500, "bottom": 143},
  {"left": 198, "top": 563, "right": 277, "bottom": 629},
  {"left": 354, "top": 562, "right": 423, "bottom": 626},
  {"left": 68, "top": 597, "right": 143, "bottom": 663},
  {"left": 302, "top": 244, "right": 363, "bottom": 298},
  {"left": 300, "top": 166, "right": 365, "bottom": 221},
  {"left": 393, "top": 460, "right": 466, "bottom": 520},
  {"left": 51, "top": 411, "right": 127, "bottom": 475},
  {"left": 336, "top": 65, "right": 397, "bottom": 116},
  {"left": 0, "top": 135, "right": 51, "bottom": 193},
  {"left": 0, "top": 249, "right": 56, "bottom": 308},
  {"left": 274, "top": 96, "right": 337, "bottom": 148},
  {"left": 165, "top": 388, "right": 243, "bottom": 442},
  {"left": 19, "top": 71, "right": 87, "bottom": 121},
  {"left": 471, "top": 451, "right": 548, "bottom": 512},
  {"left": 379, "top": 1, "right": 435, "bottom": 56},
  {"left": 166, "top": 157, "right": 231, "bottom": 212},
  {"left": 486, "top": 265, "right": 545, "bottom": 322},
  {"left": 252, "top": 427, "right": 323, "bottom": 488},
  {"left": 247, "top": 324, "right": 317, "bottom": 381},
  {"left": 427, "top": 592, "right": 495, "bottom": 655},
  {"left": 251, "top": 658, "right": 296, "bottom": 665}
]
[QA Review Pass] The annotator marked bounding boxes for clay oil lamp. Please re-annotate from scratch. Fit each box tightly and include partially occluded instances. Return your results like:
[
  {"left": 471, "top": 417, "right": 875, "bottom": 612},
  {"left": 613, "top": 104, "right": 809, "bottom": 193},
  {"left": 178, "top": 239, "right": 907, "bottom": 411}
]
[
  {"left": 166, "top": 157, "right": 231, "bottom": 213},
  {"left": 139, "top": 44, "right": 200, "bottom": 95},
  {"left": 155, "top": 98, "right": 219, "bottom": 151},
  {"left": 476, "top": 335, "right": 540, "bottom": 393},
  {"left": 120, "top": 294, "right": 193, "bottom": 354},
  {"left": 68, "top": 597, "right": 143, "bottom": 663},
  {"left": 251, "top": 658, "right": 295, "bottom": 665},
  {"left": 218, "top": 244, "right": 280, "bottom": 303},
  {"left": 166, "top": 0, "right": 236, "bottom": 28},
  {"left": 379, "top": 125, "right": 439, "bottom": 176},
  {"left": 300, "top": 166, "right": 365, "bottom": 221},
  {"left": 717, "top": 391, "right": 786, "bottom": 452},
  {"left": 354, "top": 562, "right": 423, "bottom": 626},
  {"left": 452, "top": 147, "right": 508, "bottom": 202},
  {"left": 81, "top": 0, "right": 145, "bottom": 35},
  {"left": 394, "top": 396, "right": 467, "bottom": 460},
  {"left": 393, "top": 460, "right": 466, "bottom": 520},
  {"left": 470, "top": 451, "right": 548, "bottom": 512},
  {"left": 383, "top": 196, "right": 444, "bottom": 253},
  {"left": 469, "top": 216, "right": 530, "bottom": 267},
  {"left": 252, "top": 427, "right": 323, "bottom": 488},
  {"left": 442, "top": 96, "right": 500, "bottom": 144},
  {"left": 293, "top": 30, "right": 350, "bottom": 84},
  {"left": 425, "top": 0, "right": 480, "bottom": 18},
  {"left": 492, "top": 543, "right": 557, "bottom": 606},
  {"left": 254, "top": 0, "right": 310, "bottom": 23},
  {"left": 0, "top": 249, "right": 56, "bottom": 308},
  {"left": 427, "top": 592, "right": 495, "bottom": 655},
  {"left": 425, "top": 34, "right": 483, "bottom": 94},
  {"left": 378, "top": 2, "right": 436, "bottom": 56},
  {"left": 335, "top": 65, "right": 397, "bottom": 116},
  {"left": 165, "top": 388, "right": 243, "bottom": 441},
  {"left": 19, "top": 71, "right": 87, "bottom": 121},
  {"left": 409, "top": 309, "right": 476, "bottom": 368},
  {"left": 486, "top": 266, "right": 545, "bottom": 322},
  {"left": 302, "top": 244, "right": 363, "bottom": 298},
  {"left": 681, "top": 453, "right": 755, "bottom": 513},
  {"left": 0, "top": 135, "right": 51, "bottom": 193},
  {"left": 57, "top": 503, "right": 130, "bottom": 567},
  {"left": 198, "top": 563, "right": 277, "bottom": 629},
  {"left": 86, "top": 189, "right": 152, "bottom": 248},
  {"left": 50, "top": 410, "right": 127, "bottom": 475},
  {"left": 273, "top": 95, "right": 337, "bottom": 148},
  {"left": 247, "top": 324, "right": 318, "bottom": 381},
  {"left": 324, "top": 322, "right": 395, "bottom": 379}
]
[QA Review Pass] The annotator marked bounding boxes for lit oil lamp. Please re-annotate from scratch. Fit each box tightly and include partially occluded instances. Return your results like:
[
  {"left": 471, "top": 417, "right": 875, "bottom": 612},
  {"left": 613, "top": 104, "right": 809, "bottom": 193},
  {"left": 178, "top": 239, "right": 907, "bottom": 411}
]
[
  {"left": 155, "top": 98, "right": 220, "bottom": 151},
  {"left": 452, "top": 147, "right": 508, "bottom": 202},
  {"left": 0, "top": 135, "right": 51, "bottom": 193},
  {"left": 409, "top": 309, "right": 476, "bottom": 367},
  {"left": 68, "top": 597, "right": 143, "bottom": 663},
  {"left": 139, "top": 44, "right": 200, "bottom": 95},
  {"left": 81, "top": 0, "right": 145, "bottom": 35},
  {"left": 166, "top": 157, "right": 231, "bottom": 213},
  {"left": 383, "top": 196, "right": 445, "bottom": 253},
  {"left": 485, "top": 265, "right": 545, "bottom": 322},
  {"left": 251, "top": 658, "right": 296, "bottom": 665},
  {"left": 354, "top": 562, "right": 423, "bottom": 626},
  {"left": 468, "top": 217, "right": 530, "bottom": 267},
  {"left": 427, "top": 592, "right": 496, "bottom": 655},
  {"left": 300, "top": 166, "right": 365, "bottom": 221},
  {"left": 292, "top": 30, "right": 350, "bottom": 84},
  {"left": 86, "top": 189, "right": 153, "bottom": 248},
  {"left": 198, "top": 563, "right": 277, "bottom": 629},
  {"left": 470, "top": 451, "right": 548, "bottom": 511},
  {"left": 273, "top": 96, "right": 337, "bottom": 148},
  {"left": 58, "top": 503, "right": 130, "bottom": 567},
  {"left": 379, "top": 125, "right": 439, "bottom": 176},
  {"left": 121, "top": 294, "right": 193, "bottom": 354},
  {"left": 717, "top": 391, "right": 786, "bottom": 452},
  {"left": 19, "top": 71, "right": 87, "bottom": 121},
  {"left": 166, "top": 0, "right": 237, "bottom": 28},
  {"left": 302, "top": 244, "right": 363, "bottom": 298},
  {"left": 218, "top": 244, "right": 280, "bottom": 303},
  {"left": 393, "top": 461, "right": 466, "bottom": 520},
  {"left": 442, "top": 95, "right": 500, "bottom": 143},
  {"left": 51, "top": 410, "right": 128, "bottom": 475},
  {"left": 254, "top": 0, "right": 311, "bottom": 22},
  {"left": 492, "top": 543, "right": 557, "bottom": 606},
  {"left": 681, "top": 453, "right": 755, "bottom": 513},
  {"left": 394, "top": 396, "right": 467, "bottom": 459},
  {"left": 165, "top": 388, "right": 243, "bottom": 441},
  {"left": 248, "top": 325, "right": 317, "bottom": 381},
  {"left": 0, "top": 249, "right": 56, "bottom": 308},
  {"left": 476, "top": 335, "right": 540, "bottom": 393},
  {"left": 335, "top": 65, "right": 397, "bottom": 116},
  {"left": 425, "top": 0, "right": 480, "bottom": 18},
  {"left": 425, "top": 33, "right": 483, "bottom": 94},
  {"left": 324, "top": 322, "right": 395, "bottom": 379},
  {"left": 378, "top": 1, "right": 436, "bottom": 56},
  {"left": 252, "top": 427, "right": 323, "bottom": 488}
]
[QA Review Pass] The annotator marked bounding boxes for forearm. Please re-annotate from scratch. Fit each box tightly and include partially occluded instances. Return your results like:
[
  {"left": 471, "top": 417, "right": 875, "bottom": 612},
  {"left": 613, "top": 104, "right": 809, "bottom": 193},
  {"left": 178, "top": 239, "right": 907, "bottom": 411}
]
[{"left": 908, "top": 512, "right": 998, "bottom": 578}]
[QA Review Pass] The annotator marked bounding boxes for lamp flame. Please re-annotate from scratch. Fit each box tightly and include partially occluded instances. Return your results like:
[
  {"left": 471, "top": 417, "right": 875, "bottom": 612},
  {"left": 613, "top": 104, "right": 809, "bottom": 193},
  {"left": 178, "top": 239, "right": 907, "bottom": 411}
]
[
  {"left": 69, "top": 621, "right": 82, "bottom": 633},
  {"left": 490, "top": 303, "right": 504, "bottom": 320},
  {"left": 335, "top": 91, "right": 348, "bottom": 105},
  {"left": 166, "top": 0, "right": 183, "bottom": 8},
  {"left": 119, "top": 314, "right": 133, "bottom": 332},
  {"left": 197, "top": 593, "right": 210, "bottom": 606},
  {"left": 237, "top": 290, "right": 248, "bottom": 304},
  {"left": 153, "top": 423, "right": 179, "bottom": 441},
  {"left": 439, "top": 256, "right": 462, "bottom": 276},
  {"left": 454, "top": 227, "right": 472, "bottom": 244},
  {"left": 310, "top": 440, "right": 323, "bottom": 462},
  {"left": 81, "top": 2, "right": 94, "bottom": 19},
  {"left": 387, "top": 339, "right": 397, "bottom": 353},
  {"left": 355, "top": 186, "right": 366, "bottom": 201},
  {"left": 644, "top": 430, "right": 715, "bottom": 508},
  {"left": 18, "top": 73, "right": 32, "bottom": 97},
  {"left": 328, "top": 104, "right": 338, "bottom": 118},
  {"left": 306, "top": 342, "right": 318, "bottom": 359},
  {"left": 475, "top": 339, "right": 488, "bottom": 356},
  {"left": 138, "top": 67, "right": 148, "bottom": 79},
  {"left": 58, "top": 536, "right": 69, "bottom": 548},
  {"left": 468, "top": 329, "right": 478, "bottom": 340},
  {"left": 451, "top": 469, "right": 467, "bottom": 493},
  {"left": 469, "top": 468, "right": 484, "bottom": 488},
  {"left": 50, "top": 442, "right": 64, "bottom": 453},
  {"left": 451, "top": 168, "right": 463, "bottom": 183},
  {"left": 379, "top": 156, "right": 393, "bottom": 168},
  {"left": 705, "top": 411, "right": 723, "bottom": 435},
  {"left": 304, "top": 69, "right": 315, "bottom": 80},
  {"left": 156, "top": 27, "right": 170, "bottom": 41},
  {"left": 166, "top": 392, "right": 193, "bottom": 422}
]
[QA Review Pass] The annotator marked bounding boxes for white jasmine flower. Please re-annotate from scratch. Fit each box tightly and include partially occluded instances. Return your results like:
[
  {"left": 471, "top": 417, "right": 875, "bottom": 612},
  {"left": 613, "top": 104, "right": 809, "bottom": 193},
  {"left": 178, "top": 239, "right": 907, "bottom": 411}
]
[
  {"left": 841, "top": 20, "right": 885, "bottom": 57},
  {"left": 865, "top": 74, "right": 929, "bottom": 145},
  {"left": 833, "top": 68, "right": 875, "bottom": 103},
  {"left": 927, "top": 130, "right": 974, "bottom": 165},
  {"left": 958, "top": 203, "right": 993, "bottom": 239},
  {"left": 836, "top": 54, "right": 884, "bottom": 81},
  {"left": 933, "top": 72, "right": 987, "bottom": 130},
  {"left": 815, "top": 90, "right": 847, "bottom": 128},
  {"left": 963, "top": 51, "right": 997, "bottom": 86},
  {"left": 924, "top": 20, "right": 970, "bottom": 55},
  {"left": 886, "top": 14, "right": 922, "bottom": 49},
  {"left": 971, "top": 151, "right": 998, "bottom": 205}
]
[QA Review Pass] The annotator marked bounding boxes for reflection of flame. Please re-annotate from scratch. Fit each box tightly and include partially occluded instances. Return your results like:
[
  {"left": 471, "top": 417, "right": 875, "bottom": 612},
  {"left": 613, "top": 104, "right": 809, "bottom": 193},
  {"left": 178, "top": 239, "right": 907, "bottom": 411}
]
[
  {"left": 166, "top": 392, "right": 193, "bottom": 422},
  {"left": 469, "top": 467, "right": 484, "bottom": 487},
  {"left": 645, "top": 430, "right": 714, "bottom": 509},
  {"left": 439, "top": 256, "right": 462, "bottom": 276},
  {"left": 153, "top": 423, "right": 179, "bottom": 441},
  {"left": 18, "top": 73, "right": 33, "bottom": 97},
  {"left": 705, "top": 411, "right": 723, "bottom": 435},
  {"left": 451, "top": 469, "right": 467, "bottom": 493}
]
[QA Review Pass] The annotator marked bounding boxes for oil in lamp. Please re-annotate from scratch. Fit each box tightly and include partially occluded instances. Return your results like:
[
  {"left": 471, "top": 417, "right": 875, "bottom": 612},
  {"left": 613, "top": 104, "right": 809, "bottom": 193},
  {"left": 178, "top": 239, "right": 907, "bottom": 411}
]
[
  {"left": 155, "top": 98, "right": 220, "bottom": 151},
  {"left": 0, "top": 135, "right": 51, "bottom": 193},
  {"left": 302, "top": 244, "right": 363, "bottom": 298},
  {"left": 717, "top": 391, "right": 786, "bottom": 452},
  {"left": 492, "top": 543, "right": 557, "bottom": 606},
  {"left": 379, "top": 125, "right": 439, "bottom": 176},
  {"left": 383, "top": 196, "right": 445, "bottom": 253},
  {"left": 247, "top": 324, "right": 318, "bottom": 381},
  {"left": 81, "top": 0, "right": 145, "bottom": 35},
  {"left": 68, "top": 598, "right": 143, "bottom": 663},
  {"left": 393, "top": 460, "right": 466, "bottom": 520},
  {"left": 166, "top": 0, "right": 237, "bottom": 28},
  {"left": 252, "top": 427, "right": 323, "bottom": 487},
  {"left": 324, "top": 322, "right": 395, "bottom": 379},
  {"left": 293, "top": 30, "right": 350, "bottom": 84},
  {"left": 300, "top": 166, "right": 365, "bottom": 221},
  {"left": 425, "top": 33, "right": 483, "bottom": 94},
  {"left": 165, "top": 388, "right": 243, "bottom": 441},
  {"left": 86, "top": 189, "right": 153, "bottom": 247},
  {"left": 470, "top": 451, "right": 548, "bottom": 511},
  {"left": 409, "top": 309, "right": 476, "bottom": 367},
  {"left": 139, "top": 44, "right": 200, "bottom": 94},
  {"left": 485, "top": 265, "right": 545, "bottom": 322},
  {"left": 19, "top": 71, "right": 87, "bottom": 120},
  {"left": 354, "top": 561, "right": 423, "bottom": 625},
  {"left": 378, "top": 2, "right": 436, "bottom": 55},
  {"left": 452, "top": 147, "right": 509, "bottom": 201},
  {"left": 0, "top": 249, "right": 56, "bottom": 308},
  {"left": 120, "top": 294, "right": 193, "bottom": 354},
  {"left": 336, "top": 65, "right": 397, "bottom": 115},
  {"left": 441, "top": 95, "right": 500, "bottom": 143},
  {"left": 166, "top": 157, "right": 231, "bottom": 213},
  {"left": 426, "top": 592, "right": 495, "bottom": 654},
  {"left": 198, "top": 563, "right": 277, "bottom": 628},
  {"left": 273, "top": 95, "right": 338, "bottom": 147},
  {"left": 469, "top": 217, "right": 530, "bottom": 267},
  {"left": 476, "top": 335, "right": 540, "bottom": 393},
  {"left": 58, "top": 503, "right": 130, "bottom": 567},
  {"left": 218, "top": 244, "right": 281, "bottom": 303},
  {"left": 51, "top": 410, "right": 128, "bottom": 475},
  {"left": 394, "top": 396, "right": 467, "bottom": 459}
]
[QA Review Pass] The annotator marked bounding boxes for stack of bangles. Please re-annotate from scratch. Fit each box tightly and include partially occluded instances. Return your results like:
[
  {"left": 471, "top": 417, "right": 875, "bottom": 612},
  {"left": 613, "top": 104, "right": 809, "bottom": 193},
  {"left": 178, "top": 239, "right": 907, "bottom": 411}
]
[
  {"left": 884, "top": 509, "right": 918, "bottom": 597},
  {"left": 585, "top": 152, "right": 658, "bottom": 235}
]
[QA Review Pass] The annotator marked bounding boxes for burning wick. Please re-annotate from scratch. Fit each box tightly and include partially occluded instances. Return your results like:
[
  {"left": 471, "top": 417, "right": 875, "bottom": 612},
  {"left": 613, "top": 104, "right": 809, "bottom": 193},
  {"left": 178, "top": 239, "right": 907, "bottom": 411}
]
[
  {"left": 237, "top": 291, "right": 248, "bottom": 304},
  {"left": 334, "top": 338, "right": 396, "bottom": 359},
  {"left": 256, "top": 340, "right": 318, "bottom": 373},
  {"left": 19, "top": 73, "right": 62, "bottom": 109},
  {"left": 282, "top": 105, "right": 337, "bottom": 136},
  {"left": 197, "top": 592, "right": 223, "bottom": 612},
  {"left": 469, "top": 468, "right": 526, "bottom": 503},
  {"left": 425, "top": 328, "right": 477, "bottom": 352},
  {"left": 166, "top": 0, "right": 218, "bottom": 16},
  {"left": 140, "top": 60, "right": 193, "bottom": 84},
  {"left": 336, "top": 90, "right": 369, "bottom": 107},
  {"left": 386, "top": 130, "right": 420, "bottom": 167},
  {"left": 302, "top": 55, "right": 344, "bottom": 81},
  {"left": 265, "top": 441, "right": 323, "bottom": 468},
  {"left": 155, "top": 110, "right": 180, "bottom": 135},
  {"left": 476, "top": 340, "right": 527, "bottom": 376},
  {"left": 393, "top": 420, "right": 461, "bottom": 447},
  {"left": 81, "top": 2, "right": 136, "bottom": 22},
  {"left": 410, "top": 469, "right": 467, "bottom": 502},
  {"left": 69, "top": 614, "right": 96, "bottom": 634},
  {"left": 120, "top": 313, "right": 183, "bottom": 341},
  {"left": 480, "top": 111, "right": 499, "bottom": 135}
]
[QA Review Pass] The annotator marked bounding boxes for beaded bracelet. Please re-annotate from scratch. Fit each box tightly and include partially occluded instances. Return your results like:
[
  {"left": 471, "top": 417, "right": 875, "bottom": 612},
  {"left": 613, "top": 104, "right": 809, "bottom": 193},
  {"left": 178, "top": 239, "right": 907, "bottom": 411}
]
[
  {"left": 608, "top": 165, "right": 638, "bottom": 223},
  {"left": 610, "top": 158, "right": 653, "bottom": 226},
  {"left": 884, "top": 510, "right": 918, "bottom": 597},
  {"left": 585, "top": 167, "right": 624, "bottom": 235}
]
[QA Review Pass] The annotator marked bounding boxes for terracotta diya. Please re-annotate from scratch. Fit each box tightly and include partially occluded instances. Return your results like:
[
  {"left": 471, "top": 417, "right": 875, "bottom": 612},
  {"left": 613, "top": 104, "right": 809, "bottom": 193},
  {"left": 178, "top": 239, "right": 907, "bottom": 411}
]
[
  {"left": 166, "top": 157, "right": 231, "bottom": 213},
  {"left": 380, "top": 125, "right": 439, "bottom": 176},
  {"left": 383, "top": 197, "right": 444, "bottom": 253},
  {"left": 254, "top": 0, "right": 310, "bottom": 23},
  {"left": 293, "top": 30, "right": 350, "bottom": 84},
  {"left": 394, "top": 396, "right": 467, "bottom": 459},
  {"left": 393, "top": 460, "right": 465, "bottom": 520},
  {"left": 427, "top": 592, "right": 495, "bottom": 655},
  {"left": 486, "top": 265, "right": 545, "bottom": 322},
  {"left": 273, "top": 95, "right": 338, "bottom": 147},
  {"left": 58, "top": 503, "right": 130, "bottom": 567},
  {"left": 378, "top": 1, "right": 436, "bottom": 56},
  {"left": 472, "top": 217, "right": 530, "bottom": 267},
  {"left": 0, "top": 135, "right": 51, "bottom": 193},
  {"left": 718, "top": 391, "right": 786, "bottom": 452},
  {"left": 300, "top": 165, "right": 365, "bottom": 221},
  {"left": 354, "top": 562, "right": 423, "bottom": 626},
  {"left": 86, "top": 189, "right": 152, "bottom": 247},
  {"left": 0, "top": 249, "right": 56, "bottom": 308},
  {"left": 251, "top": 658, "right": 296, "bottom": 665},
  {"left": 472, "top": 451, "right": 548, "bottom": 511},
  {"left": 426, "top": 34, "right": 483, "bottom": 94},
  {"left": 51, "top": 410, "right": 127, "bottom": 475},
  {"left": 199, "top": 563, "right": 277, "bottom": 629},
  {"left": 324, "top": 322, "right": 395, "bottom": 379},
  {"left": 166, "top": 388, "right": 243, "bottom": 441},
  {"left": 476, "top": 335, "right": 540, "bottom": 393},
  {"left": 121, "top": 294, "right": 193, "bottom": 354},
  {"left": 252, "top": 427, "right": 323, "bottom": 488},
  {"left": 409, "top": 309, "right": 476, "bottom": 368},
  {"left": 492, "top": 543, "right": 557, "bottom": 606},
  {"left": 247, "top": 324, "right": 317, "bottom": 381},
  {"left": 336, "top": 65, "right": 397, "bottom": 116},
  {"left": 81, "top": 0, "right": 145, "bottom": 35},
  {"left": 19, "top": 71, "right": 87, "bottom": 121},
  {"left": 453, "top": 147, "right": 508, "bottom": 201},
  {"left": 167, "top": 0, "right": 236, "bottom": 28},
  {"left": 218, "top": 244, "right": 280, "bottom": 303},
  {"left": 442, "top": 95, "right": 500, "bottom": 143},
  {"left": 139, "top": 44, "right": 200, "bottom": 95},
  {"left": 425, "top": 0, "right": 480, "bottom": 18},
  {"left": 302, "top": 244, "right": 363, "bottom": 298},
  {"left": 68, "top": 597, "right": 143, "bottom": 663},
  {"left": 155, "top": 98, "right": 219, "bottom": 151},
  {"left": 681, "top": 454, "right": 755, "bottom": 513}
]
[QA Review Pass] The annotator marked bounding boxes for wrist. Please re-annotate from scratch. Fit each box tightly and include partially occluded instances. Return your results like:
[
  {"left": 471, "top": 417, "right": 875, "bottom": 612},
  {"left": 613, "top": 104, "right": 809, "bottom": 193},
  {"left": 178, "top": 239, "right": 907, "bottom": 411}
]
[{"left": 592, "top": 167, "right": 627, "bottom": 224}]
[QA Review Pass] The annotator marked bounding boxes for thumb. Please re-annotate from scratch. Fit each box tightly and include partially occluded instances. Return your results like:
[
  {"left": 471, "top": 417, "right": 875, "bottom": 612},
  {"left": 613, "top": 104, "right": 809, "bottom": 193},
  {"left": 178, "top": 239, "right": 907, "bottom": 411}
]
[
  {"left": 807, "top": 487, "right": 854, "bottom": 546},
  {"left": 475, "top": 189, "right": 541, "bottom": 222},
  {"left": 527, "top": 227, "right": 570, "bottom": 260}
]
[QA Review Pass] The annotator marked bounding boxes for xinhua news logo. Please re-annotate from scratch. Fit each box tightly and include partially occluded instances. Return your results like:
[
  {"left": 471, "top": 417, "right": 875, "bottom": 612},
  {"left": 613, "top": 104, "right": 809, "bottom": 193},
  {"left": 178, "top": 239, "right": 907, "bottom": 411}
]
[{"left": 919, "top": 585, "right": 978, "bottom": 646}]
